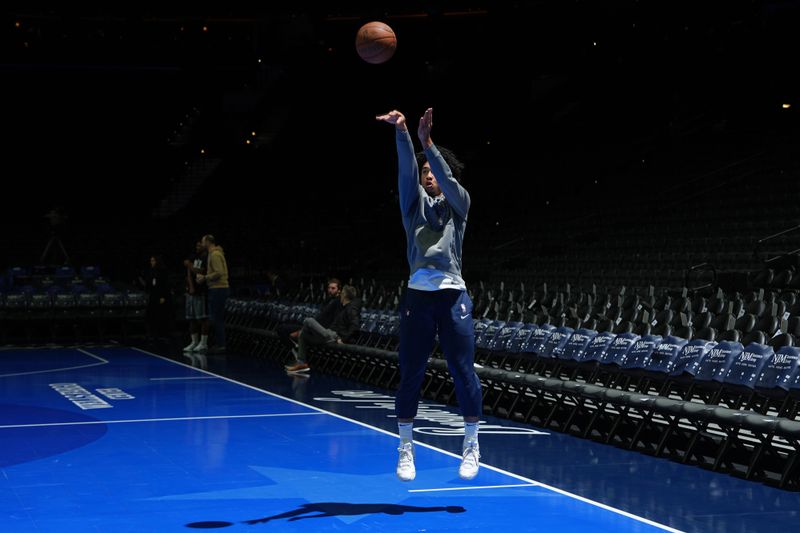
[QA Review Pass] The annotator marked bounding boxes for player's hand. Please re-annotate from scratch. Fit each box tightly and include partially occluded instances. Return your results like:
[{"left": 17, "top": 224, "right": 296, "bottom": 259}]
[
  {"left": 417, "top": 107, "right": 433, "bottom": 148},
  {"left": 183, "top": 259, "right": 191, "bottom": 268},
  {"left": 196, "top": 274, "right": 205, "bottom": 283},
  {"left": 336, "top": 338, "right": 344, "bottom": 344},
  {"left": 375, "top": 110, "right": 407, "bottom": 131},
  {"left": 159, "top": 298, "right": 165, "bottom": 305}
]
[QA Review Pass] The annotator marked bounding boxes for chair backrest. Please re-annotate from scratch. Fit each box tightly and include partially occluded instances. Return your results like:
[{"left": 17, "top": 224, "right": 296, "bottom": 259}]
[
  {"left": 507, "top": 324, "right": 535, "bottom": 353},
  {"left": 125, "top": 292, "right": 147, "bottom": 308},
  {"left": 487, "top": 321, "right": 523, "bottom": 352},
  {"left": 4, "top": 293, "right": 28, "bottom": 309},
  {"left": 475, "top": 319, "right": 503, "bottom": 349},
  {"left": 101, "top": 293, "right": 125, "bottom": 308},
  {"left": 562, "top": 327, "right": 599, "bottom": 361},
  {"left": 539, "top": 325, "right": 575, "bottom": 358},
  {"left": 81, "top": 266, "right": 101, "bottom": 280},
  {"left": 522, "top": 323, "right": 556, "bottom": 354},
  {"left": 693, "top": 340, "right": 744, "bottom": 383},
  {"left": 670, "top": 339, "right": 717, "bottom": 377},
  {"left": 598, "top": 332, "right": 639, "bottom": 365},
  {"left": 77, "top": 293, "right": 100, "bottom": 308},
  {"left": 758, "top": 346, "right": 800, "bottom": 391},
  {"left": 472, "top": 318, "right": 493, "bottom": 343},
  {"left": 644, "top": 335, "right": 690, "bottom": 374},
  {"left": 723, "top": 342, "right": 775, "bottom": 388},
  {"left": 29, "top": 293, "right": 52, "bottom": 309},
  {"left": 620, "top": 334, "right": 663, "bottom": 369},
  {"left": 54, "top": 294, "right": 76, "bottom": 309},
  {"left": 578, "top": 331, "right": 617, "bottom": 362}
]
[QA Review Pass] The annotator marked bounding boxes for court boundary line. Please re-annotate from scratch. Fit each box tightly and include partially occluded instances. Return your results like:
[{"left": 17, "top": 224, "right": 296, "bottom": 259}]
[
  {"left": 123, "top": 346, "right": 683, "bottom": 533},
  {"left": 0, "top": 411, "right": 323, "bottom": 430},
  {"left": 409, "top": 483, "right": 539, "bottom": 493},
  {"left": 0, "top": 348, "right": 108, "bottom": 378},
  {"left": 150, "top": 376, "right": 219, "bottom": 381}
]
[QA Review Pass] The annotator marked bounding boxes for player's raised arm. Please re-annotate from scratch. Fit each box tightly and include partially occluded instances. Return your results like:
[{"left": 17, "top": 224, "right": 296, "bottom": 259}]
[{"left": 377, "top": 110, "right": 419, "bottom": 217}]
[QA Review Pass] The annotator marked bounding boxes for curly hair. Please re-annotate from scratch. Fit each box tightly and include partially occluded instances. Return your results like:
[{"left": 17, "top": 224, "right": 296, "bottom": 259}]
[{"left": 415, "top": 145, "right": 465, "bottom": 182}]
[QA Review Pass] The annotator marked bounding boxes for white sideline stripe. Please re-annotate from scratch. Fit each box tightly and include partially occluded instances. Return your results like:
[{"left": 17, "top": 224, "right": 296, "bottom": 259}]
[
  {"left": 150, "top": 376, "right": 218, "bottom": 381},
  {"left": 131, "top": 347, "right": 685, "bottom": 533},
  {"left": 409, "top": 483, "right": 539, "bottom": 493},
  {"left": 0, "top": 348, "right": 108, "bottom": 378},
  {"left": 0, "top": 411, "right": 323, "bottom": 430}
]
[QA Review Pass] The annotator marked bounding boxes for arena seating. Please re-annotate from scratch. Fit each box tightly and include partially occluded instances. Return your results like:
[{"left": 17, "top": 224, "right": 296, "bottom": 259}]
[
  {"left": 0, "top": 265, "right": 147, "bottom": 343},
  {"left": 224, "top": 263, "right": 800, "bottom": 489}
]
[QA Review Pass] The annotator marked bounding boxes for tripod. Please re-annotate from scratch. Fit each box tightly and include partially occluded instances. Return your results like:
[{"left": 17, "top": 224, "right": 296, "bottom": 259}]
[{"left": 40, "top": 231, "right": 70, "bottom": 265}]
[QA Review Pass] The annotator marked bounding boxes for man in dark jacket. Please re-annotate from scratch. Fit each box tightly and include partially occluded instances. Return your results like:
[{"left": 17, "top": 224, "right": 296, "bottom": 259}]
[
  {"left": 277, "top": 278, "right": 341, "bottom": 350},
  {"left": 285, "top": 285, "right": 362, "bottom": 373}
]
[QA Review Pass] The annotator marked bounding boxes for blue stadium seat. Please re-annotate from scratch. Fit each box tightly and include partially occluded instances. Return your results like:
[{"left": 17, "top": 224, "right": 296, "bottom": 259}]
[
  {"left": 81, "top": 265, "right": 101, "bottom": 281},
  {"left": 758, "top": 346, "right": 800, "bottom": 391},
  {"left": 723, "top": 342, "right": 775, "bottom": 389},
  {"left": 620, "top": 333, "right": 663, "bottom": 369},
  {"left": 539, "top": 325, "right": 575, "bottom": 358},
  {"left": 54, "top": 266, "right": 76, "bottom": 284},
  {"left": 577, "top": 331, "right": 617, "bottom": 363},
  {"left": 507, "top": 323, "right": 535, "bottom": 353},
  {"left": 477, "top": 320, "right": 505, "bottom": 350},
  {"left": 522, "top": 323, "right": 556, "bottom": 354},
  {"left": 597, "top": 332, "right": 639, "bottom": 365},
  {"left": 693, "top": 341, "right": 744, "bottom": 383},
  {"left": 670, "top": 339, "right": 717, "bottom": 376},
  {"left": 561, "top": 327, "right": 600, "bottom": 361},
  {"left": 487, "top": 321, "right": 523, "bottom": 352},
  {"left": 643, "top": 335, "right": 690, "bottom": 374}
]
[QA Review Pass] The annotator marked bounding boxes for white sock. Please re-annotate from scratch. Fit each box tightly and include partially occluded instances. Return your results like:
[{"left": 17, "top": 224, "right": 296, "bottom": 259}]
[
  {"left": 190, "top": 334, "right": 199, "bottom": 344},
  {"left": 199, "top": 335, "right": 208, "bottom": 346},
  {"left": 398, "top": 422, "right": 413, "bottom": 444},
  {"left": 464, "top": 421, "right": 479, "bottom": 447}
]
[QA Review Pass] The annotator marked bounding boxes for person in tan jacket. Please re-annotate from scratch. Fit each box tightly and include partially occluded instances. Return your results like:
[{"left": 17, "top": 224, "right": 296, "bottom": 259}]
[{"left": 197, "top": 234, "right": 230, "bottom": 353}]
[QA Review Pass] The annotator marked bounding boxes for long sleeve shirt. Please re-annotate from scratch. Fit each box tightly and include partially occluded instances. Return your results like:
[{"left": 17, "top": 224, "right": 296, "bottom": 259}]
[{"left": 396, "top": 128, "right": 469, "bottom": 291}]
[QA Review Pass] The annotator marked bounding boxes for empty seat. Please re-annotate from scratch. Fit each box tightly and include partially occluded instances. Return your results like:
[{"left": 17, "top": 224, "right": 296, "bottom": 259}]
[
  {"left": 693, "top": 341, "right": 744, "bottom": 383},
  {"left": 723, "top": 342, "right": 775, "bottom": 389}
]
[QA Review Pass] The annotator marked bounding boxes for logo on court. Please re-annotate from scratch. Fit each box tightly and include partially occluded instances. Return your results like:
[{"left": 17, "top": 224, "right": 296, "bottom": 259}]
[{"left": 314, "top": 390, "right": 548, "bottom": 438}]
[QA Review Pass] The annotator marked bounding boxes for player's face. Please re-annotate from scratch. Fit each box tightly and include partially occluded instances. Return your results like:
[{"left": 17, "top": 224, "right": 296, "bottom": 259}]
[{"left": 420, "top": 162, "right": 441, "bottom": 197}]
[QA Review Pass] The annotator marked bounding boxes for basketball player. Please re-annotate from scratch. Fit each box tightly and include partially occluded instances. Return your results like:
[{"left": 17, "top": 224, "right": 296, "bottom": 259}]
[{"left": 375, "top": 107, "right": 482, "bottom": 482}]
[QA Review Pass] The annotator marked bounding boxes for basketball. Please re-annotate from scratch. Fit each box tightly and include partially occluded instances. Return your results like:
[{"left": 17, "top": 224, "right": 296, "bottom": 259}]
[{"left": 355, "top": 21, "right": 397, "bottom": 64}]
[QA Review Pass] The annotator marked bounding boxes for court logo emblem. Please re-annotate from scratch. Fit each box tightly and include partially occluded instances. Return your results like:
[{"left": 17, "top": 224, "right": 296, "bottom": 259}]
[{"left": 314, "top": 390, "right": 548, "bottom": 437}]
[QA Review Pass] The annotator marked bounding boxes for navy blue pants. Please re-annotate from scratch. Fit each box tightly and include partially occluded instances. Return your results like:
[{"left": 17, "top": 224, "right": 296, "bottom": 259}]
[{"left": 395, "top": 288, "right": 482, "bottom": 420}]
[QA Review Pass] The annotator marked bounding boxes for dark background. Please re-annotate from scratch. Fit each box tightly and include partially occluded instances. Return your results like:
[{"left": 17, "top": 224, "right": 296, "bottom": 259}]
[{"left": 3, "top": 1, "right": 800, "bottom": 284}]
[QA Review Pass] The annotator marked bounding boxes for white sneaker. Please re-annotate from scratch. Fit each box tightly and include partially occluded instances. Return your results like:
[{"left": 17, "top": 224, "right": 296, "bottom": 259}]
[
  {"left": 396, "top": 442, "right": 416, "bottom": 482},
  {"left": 459, "top": 440, "right": 480, "bottom": 480},
  {"left": 183, "top": 341, "right": 197, "bottom": 353},
  {"left": 192, "top": 342, "right": 208, "bottom": 353}
]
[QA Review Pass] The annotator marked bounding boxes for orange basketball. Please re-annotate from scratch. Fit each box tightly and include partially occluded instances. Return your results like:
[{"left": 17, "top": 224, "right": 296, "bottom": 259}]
[{"left": 355, "top": 21, "right": 397, "bottom": 64}]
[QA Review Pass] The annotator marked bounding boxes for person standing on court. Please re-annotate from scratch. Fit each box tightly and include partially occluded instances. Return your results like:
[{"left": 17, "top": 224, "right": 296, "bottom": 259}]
[
  {"left": 183, "top": 240, "right": 209, "bottom": 354},
  {"left": 197, "top": 234, "right": 229, "bottom": 354},
  {"left": 376, "top": 107, "right": 482, "bottom": 482}
]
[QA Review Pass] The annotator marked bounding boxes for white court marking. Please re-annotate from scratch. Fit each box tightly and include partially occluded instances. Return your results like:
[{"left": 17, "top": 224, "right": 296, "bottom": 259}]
[
  {"left": 0, "top": 411, "right": 323, "bottom": 430},
  {"left": 150, "top": 376, "right": 219, "bottom": 381},
  {"left": 409, "top": 483, "right": 539, "bottom": 493},
  {"left": 130, "top": 346, "right": 685, "bottom": 533},
  {"left": 0, "top": 348, "right": 108, "bottom": 378}
]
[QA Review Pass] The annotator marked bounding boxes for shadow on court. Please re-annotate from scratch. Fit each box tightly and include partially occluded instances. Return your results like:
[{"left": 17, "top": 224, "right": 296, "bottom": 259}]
[{"left": 186, "top": 502, "right": 467, "bottom": 528}]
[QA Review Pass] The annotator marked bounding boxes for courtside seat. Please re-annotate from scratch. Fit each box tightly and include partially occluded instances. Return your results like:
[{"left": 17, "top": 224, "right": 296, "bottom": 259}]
[
  {"left": 523, "top": 323, "right": 556, "bottom": 355},
  {"left": 693, "top": 341, "right": 744, "bottom": 384},
  {"left": 539, "top": 325, "right": 575, "bottom": 358},
  {"left": 723, "top": 342, "right": 775, "bottom": 389}
]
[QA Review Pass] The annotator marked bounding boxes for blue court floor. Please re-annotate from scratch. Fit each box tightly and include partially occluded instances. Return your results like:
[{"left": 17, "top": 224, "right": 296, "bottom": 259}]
[{"left": 0, "top": 346, "right": 797, "bottom": 532}]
